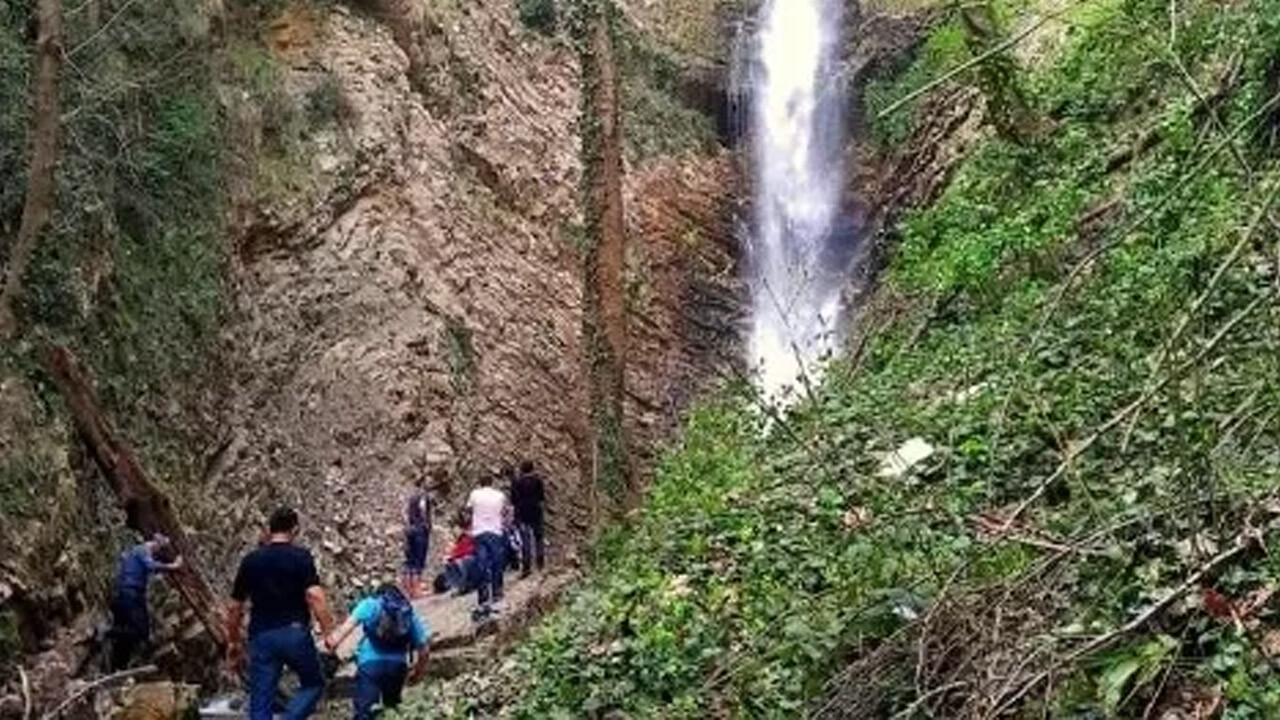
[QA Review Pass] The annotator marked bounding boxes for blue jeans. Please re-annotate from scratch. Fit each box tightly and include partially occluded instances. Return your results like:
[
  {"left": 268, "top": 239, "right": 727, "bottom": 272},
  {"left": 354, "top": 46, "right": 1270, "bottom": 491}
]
[
  {"left": 108, "top": 589, "right": 149, "bottom": 671},
  {"left": 353, "top": 660, "right": 408, "bottom": 720},
  {"left": 248, "top": 624, "right": 325, "bottom": 720},
  {"left": 403, "top": 528, "right": 429, "bottom": 573},
  {"left": 472, "top": 532, "right": 506, "bottom": 605},
  {"left": 445, "top": 556, "right": 480, "bottom": 594}
]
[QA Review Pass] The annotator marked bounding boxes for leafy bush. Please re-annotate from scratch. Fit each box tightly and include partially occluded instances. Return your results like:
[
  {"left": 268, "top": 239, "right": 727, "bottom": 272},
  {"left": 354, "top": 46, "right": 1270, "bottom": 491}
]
[
  {"left": 863, "top": 19, "right": 970, "bottom": 146},
  {"left": 516, "top": 0, "right": 558, "bottom": 35}
]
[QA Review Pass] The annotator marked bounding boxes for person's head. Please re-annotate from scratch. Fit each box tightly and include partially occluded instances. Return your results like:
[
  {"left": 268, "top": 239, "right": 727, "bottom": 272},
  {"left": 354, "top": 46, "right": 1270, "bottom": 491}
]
[
  {"left": 519, "top": 460, "right": 534, "bottom": 475},
  {"left": 148, "top": 533, "right": 176, "bottom": 562},
  {"left": 267, "top": 506, "right": 300, "bottom": 537},
  {"left": 375, "top": 581, "right": 405, "bottom": 600}
]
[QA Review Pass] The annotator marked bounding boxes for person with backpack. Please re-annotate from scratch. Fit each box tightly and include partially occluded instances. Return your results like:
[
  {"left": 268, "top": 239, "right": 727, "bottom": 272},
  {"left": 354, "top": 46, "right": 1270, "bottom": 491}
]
[
  {"left": 226, "top": 507, "right": 336, "bottom": 720},
  {"left": 509, "top": 460, "right": 547, "bottom": 577},
  {"left": 327, "top": 583, "right": 430, "bottom": 720},
  {"left": 107, "top": 534, "right": 183, "bottom": 670},
  {"left": 401, "top": 479, "right": 433, "bottom": 599}
]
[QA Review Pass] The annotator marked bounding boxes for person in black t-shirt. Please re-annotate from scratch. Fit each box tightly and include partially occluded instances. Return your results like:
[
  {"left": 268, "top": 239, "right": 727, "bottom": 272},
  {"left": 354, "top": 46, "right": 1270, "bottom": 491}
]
[
  {"left": 226, "top": 507, "right": 336, "bottom": 720},
  {"left": 509, "top": 460, "right": 547, "bottom": 577}
]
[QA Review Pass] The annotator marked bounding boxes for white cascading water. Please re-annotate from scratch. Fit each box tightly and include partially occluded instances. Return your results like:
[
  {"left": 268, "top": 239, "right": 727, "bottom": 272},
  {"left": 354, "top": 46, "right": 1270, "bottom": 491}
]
[{"left": 747, "top": 0, "right": 850, "bottom": 400}]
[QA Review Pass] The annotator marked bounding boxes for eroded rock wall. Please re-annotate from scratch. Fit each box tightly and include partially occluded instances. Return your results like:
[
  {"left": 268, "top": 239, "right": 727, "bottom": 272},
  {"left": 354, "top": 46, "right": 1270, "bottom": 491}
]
[
  {"left": 210, "top": 1, "right": 742, "bottom": 589},
  {"left": 211, "top": 4, "right": 588, "bottom": 587}
]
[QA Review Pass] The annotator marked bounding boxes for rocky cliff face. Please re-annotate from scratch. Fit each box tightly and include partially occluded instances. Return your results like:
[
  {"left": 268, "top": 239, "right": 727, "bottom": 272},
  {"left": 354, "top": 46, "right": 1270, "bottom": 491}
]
[{"left": 207, "top": 1, "right": 740, "bottom": 589}]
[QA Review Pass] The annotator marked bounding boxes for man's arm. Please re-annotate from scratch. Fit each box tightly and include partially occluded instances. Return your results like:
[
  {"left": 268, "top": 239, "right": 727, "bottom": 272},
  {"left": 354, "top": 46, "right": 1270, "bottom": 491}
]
[
  {"left": 227, "top": 560, "right": 249, "bottom": 666},
  {"left": 225, "top": 599, "right": 246, "bottom": 670},
  {"left": 306, "top": 586, "right": 336, "bottom": 639},
  {"left": 408, "top": 616, "right": 431, "bottom": 684},
  {"left": 326, "top": 614, "right": 359, "bottom": 656}
]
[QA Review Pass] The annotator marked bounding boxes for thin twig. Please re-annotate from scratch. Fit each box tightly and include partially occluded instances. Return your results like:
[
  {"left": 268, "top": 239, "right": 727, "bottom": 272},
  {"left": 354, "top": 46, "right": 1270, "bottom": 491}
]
[
  {"left": 19, "top": 666, "right": 31, "bottom": 720},
  {"left": 1028, "top": 88, "right": 1280, "bottom": 344},
  {"left": 891, "top": 680, "right": 969, "bottom": 719},
  {"left": 41, "top": 665, "right": 158, "bottom": 720},
  {"left": 992, "top": 537, "right": 1255, "bottom": 715},
  {"left": 915, "top": 563, "right": 968, "bottom": 695},
  {"left": 877, "top": 0, "right": 1088, "bottom": 119},
  {"left": 1117, "top": 177, "right": 1280, "bottom": 450},
  {"left": 1004, "top": 260, "right": 1275, "bottom": 527},
  {"left": 66, "top": 0, "right": 145, "bottom": 58}
]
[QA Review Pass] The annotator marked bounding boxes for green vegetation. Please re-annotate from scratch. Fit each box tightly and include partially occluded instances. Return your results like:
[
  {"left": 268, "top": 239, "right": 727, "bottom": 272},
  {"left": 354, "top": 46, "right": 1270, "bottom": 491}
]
[
  {"left": 410, "top": 0, "right": 1280, "bottom": 715},
  {"left": 0, "top": 2, "right": 232, "bottom": 669},
  {"left": 613, "top": 19, "right": 718, "bottom": 162},
  {"left": 0, "top": 0, "right": 228, "bottom": 485},
  {"left": 0, "top": 0, "right": 31, "bottom": 235},
  {"left": 516, "top": 0, "right": 560, "bottom": 35},
  {"left": 443, "top": 318, "right": 477, "bottom": 392},
  {"left": 864, "top": 19, "right": 970, "bottom": 146}
]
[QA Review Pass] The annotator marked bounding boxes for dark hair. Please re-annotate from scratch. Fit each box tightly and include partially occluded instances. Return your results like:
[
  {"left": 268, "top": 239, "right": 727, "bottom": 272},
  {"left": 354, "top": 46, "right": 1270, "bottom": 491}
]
[
  {"left": 519, "top": 460, "right": 534, "bottom": 474},
  {"left": 268, "top": 506, "right": 300, "bottom": 534},
  {"left": 152, "top": 539, "right": 178, "bottom": 564}
]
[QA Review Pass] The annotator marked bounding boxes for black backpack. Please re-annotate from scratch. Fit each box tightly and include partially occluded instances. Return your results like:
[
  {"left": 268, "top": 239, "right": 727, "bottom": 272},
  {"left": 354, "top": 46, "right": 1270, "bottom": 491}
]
[{"left": 364, "top": 587, "right": 414, "bottom": 654}]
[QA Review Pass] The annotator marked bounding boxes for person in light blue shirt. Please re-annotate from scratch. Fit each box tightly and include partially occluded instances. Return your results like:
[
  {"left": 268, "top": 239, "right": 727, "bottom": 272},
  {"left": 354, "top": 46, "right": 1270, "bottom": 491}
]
[{"left": 327, "top": 584, "right": 430, "bottom": 719}]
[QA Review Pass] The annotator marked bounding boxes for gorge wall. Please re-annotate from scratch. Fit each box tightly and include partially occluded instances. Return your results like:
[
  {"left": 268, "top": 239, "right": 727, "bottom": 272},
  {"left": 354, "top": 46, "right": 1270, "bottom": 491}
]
[{"left": 0, "top": 0, "right": 742, "bottom": 697}]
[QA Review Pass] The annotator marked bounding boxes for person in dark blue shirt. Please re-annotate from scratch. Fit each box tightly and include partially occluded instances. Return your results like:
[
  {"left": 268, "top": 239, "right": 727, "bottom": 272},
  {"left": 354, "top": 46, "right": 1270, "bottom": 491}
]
[
  {"left": 107, "top": 534, "right": 183, "bottom": 670},
  {"left": 226, "top": 507, "right": 336, "bottom": 720}
]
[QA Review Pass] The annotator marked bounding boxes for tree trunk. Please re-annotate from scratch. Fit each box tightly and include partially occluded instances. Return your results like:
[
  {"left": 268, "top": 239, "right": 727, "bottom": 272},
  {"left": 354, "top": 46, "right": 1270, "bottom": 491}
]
[
  {"left": 43, "top": 346, "right": 229, "bottom": 648},
  {"left": 578, "top": 0, "right": 633, "bottom": 504},
  {"left": 0, "top": 0, "right": 63, "bottom": 338}
]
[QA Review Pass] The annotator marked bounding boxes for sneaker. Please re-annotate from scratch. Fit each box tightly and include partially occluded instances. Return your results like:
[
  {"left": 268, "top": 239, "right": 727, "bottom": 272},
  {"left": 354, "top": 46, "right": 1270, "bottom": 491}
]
[{"left": 471, "top": 605, "right": 493, "bottom": 623}]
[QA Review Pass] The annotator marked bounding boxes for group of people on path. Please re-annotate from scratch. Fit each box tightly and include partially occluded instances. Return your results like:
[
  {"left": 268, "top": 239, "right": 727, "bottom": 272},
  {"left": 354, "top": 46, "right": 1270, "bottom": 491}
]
[
  {"left": 104, "top": 460, "right": 549, "bottom": 720},
  {"left": 401, "top": 461, "right": 547, "bottom": 623}
]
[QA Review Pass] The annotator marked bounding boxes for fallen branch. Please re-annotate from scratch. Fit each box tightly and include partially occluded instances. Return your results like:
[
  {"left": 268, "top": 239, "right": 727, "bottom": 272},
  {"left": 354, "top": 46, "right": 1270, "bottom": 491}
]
[
  {"left": 43, "top": 346, "right": 228, "bottom": 648},
  {"left": 972, "top": 515, "right": 1108, "bottom": 558},
  {"left": 41, "top": 664, "right": 158, "bottom": 720},
  {"left": 992, "top": 535, "right": 1257, "bottom": 715}
]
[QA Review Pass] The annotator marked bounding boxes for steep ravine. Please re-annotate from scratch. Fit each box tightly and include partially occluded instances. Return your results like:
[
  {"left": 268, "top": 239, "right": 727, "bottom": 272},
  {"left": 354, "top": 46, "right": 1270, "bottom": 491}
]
[{"left": 0, "top": 0, "right": 743, "bottom": 708}]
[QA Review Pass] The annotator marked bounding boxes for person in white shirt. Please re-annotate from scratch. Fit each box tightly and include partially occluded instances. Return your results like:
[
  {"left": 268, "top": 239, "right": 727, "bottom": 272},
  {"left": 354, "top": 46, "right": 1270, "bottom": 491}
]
[{"left": 466, "top": 475, "right": 511, "bottom": 621}]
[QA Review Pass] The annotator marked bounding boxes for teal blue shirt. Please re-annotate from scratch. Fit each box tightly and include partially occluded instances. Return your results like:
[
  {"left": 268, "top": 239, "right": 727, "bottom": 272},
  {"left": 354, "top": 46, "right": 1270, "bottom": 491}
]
[{"left": 352, "top": 597, "right": 430, "bottom": 666}]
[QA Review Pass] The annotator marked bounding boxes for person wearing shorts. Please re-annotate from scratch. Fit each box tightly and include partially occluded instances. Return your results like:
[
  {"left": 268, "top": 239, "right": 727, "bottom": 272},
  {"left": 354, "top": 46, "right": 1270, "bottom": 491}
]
[{"left": 401, "top": 480, "right": 432, "bottom": 598}]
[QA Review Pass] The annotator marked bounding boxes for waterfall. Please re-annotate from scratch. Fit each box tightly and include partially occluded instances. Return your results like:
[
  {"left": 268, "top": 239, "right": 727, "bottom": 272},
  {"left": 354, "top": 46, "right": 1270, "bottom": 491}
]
[{"left": 746, "top": 0, "right": 852, "bottom": 400}]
